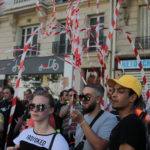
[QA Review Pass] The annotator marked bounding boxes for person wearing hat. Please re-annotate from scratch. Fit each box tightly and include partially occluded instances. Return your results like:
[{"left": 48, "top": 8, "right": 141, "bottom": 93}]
[{"left": 107, "top": 75, "right": 146, "bottom": 150}]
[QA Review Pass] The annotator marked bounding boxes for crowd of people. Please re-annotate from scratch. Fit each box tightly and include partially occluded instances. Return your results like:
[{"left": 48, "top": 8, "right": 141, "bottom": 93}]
[{"left": 0, "top": 74, "right": 149, "bottom": 150}]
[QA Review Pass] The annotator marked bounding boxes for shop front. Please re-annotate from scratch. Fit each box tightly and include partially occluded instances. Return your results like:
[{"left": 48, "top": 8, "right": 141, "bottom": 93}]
[{"left": 0, "top": 56, "right": 64, "bottom": 98}]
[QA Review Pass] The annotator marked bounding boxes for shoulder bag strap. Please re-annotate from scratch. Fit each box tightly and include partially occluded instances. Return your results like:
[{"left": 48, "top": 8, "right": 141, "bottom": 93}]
[
  {"left": 83, "top": 110, "right": 104, "bottom": 140},
  {"left": 89, "top": 110, "right": 104, "bottom": 127},
  {"left": 49, "top": 132, "right": 57, "bottom": 150}
]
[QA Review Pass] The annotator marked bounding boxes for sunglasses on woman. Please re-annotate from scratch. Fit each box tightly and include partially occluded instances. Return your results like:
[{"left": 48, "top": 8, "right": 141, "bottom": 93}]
[{"left": 29, "top": 103, "right": 49, "bottom": 112}]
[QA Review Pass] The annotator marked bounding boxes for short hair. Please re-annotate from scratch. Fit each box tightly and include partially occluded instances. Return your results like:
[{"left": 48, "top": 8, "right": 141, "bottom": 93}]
[
  {"left": 25, "top": 89, "right": 32, "bottom": 94},
  {"left": 60, "top": 90, "right": 68, "bottom": 97},
  {"left": 84, "top": 84, "right": 104, "bottom": 97},
  {"left": 68, "top": 88, "right": 77, "bottom": 94},
  {"left": 3, "top": 86, "right": 14, "bottom": 96},
  {"left": 33, "top": 87, "right": 55, "bottom": 108},
  {"left": 128, "top": 89, "right": 145, "bottom": 109}
]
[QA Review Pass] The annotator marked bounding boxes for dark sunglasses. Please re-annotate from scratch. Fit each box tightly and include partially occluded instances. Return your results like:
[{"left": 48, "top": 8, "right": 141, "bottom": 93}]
[
  {"left": 79, "top": 94, "right": 91, "bottom": 102},
  {"left": 29, "top": 103, "right": 49, "bottom": 112}
]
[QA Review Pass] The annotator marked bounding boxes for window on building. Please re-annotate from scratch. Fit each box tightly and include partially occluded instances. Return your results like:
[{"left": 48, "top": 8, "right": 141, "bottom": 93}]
[
  {"left": 135, "top": 6, "right": 150, "bottom": 49},
  {"left": 14, "top": 25, "right": 40, "bottom": 58},
  {"left": 55, "top": 0, "right": 67, "bottom": 4},
  {"left": 52, "top": 22, "right": 71, "bottom": 55},
  {"left": 87, "top": 15, "right": 105, "bottom": 52},
  {"left": 139, "top": 5, "right": 150, "bottom": 36},
  {"left": 21, "top": 25, "right": 40, "bottom": 56}
]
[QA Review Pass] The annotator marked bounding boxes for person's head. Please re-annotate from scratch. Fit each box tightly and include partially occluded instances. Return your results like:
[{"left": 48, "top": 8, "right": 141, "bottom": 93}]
[
  {"left": 106, "top": 84, "right": 114, "bottom": 101},
  {"left": 3, "top": 86, "right": 14, "bottom": 100},
  {"left": 24, "top": 89, "right": 33, "bottom": 102},
  {"left": 0, "top": 86, "right": 3, "bottom": 100},
  {"left": 59, "top": 90, "right": 68, "bottom": 103},
  {"left": 68, "top": 88, "right": 78, "bottom": 104},
  {"left": 80, "top": 84, "right": 104, "bottom": 114},
  {"left": 29, "top": 87, "right": 55, "bottom": 123},
  {"left": 107, "top": 75, "right": 144, "bottom": 112},
  {"left": 43, "top": 87, "right": 49, "bottom": 93}
]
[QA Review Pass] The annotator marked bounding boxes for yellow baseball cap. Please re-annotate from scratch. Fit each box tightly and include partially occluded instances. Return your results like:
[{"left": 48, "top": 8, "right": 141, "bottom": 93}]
[{"left": 107, "top": 75, "right": 142, "bottom": 97}]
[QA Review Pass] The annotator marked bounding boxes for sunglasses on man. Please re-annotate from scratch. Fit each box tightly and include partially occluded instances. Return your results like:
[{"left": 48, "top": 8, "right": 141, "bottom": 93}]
[
  {"left": 79, "top": 94, "right": 91, "bottom": 102},
  {"left": 29, "top": 103, "right": 49, "bottom": 112}
]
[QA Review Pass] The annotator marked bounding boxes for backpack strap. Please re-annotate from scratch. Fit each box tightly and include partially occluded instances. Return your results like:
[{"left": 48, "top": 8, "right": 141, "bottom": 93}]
[{"left": 49, "top": 132, "right": 57, "bottom": 150}]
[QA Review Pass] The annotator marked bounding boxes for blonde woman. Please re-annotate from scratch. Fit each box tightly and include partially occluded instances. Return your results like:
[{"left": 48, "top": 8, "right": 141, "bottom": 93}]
[{"left": 7, "top": 88, "right": 69, "bottom": 150}]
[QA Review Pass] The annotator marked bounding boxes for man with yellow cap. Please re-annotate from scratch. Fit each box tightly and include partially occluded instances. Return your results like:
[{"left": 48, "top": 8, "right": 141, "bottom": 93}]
[{"left": 107, "top": 75, "right": 146, "bottom": 150}]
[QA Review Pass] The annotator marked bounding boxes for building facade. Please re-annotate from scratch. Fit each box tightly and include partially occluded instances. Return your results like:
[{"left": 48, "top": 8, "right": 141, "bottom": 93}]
[
  {"left": 115, "top": 0, "right": 150, "bottom": 90},
  {"left": 0, "top": 0, "right": 149, "bottom": 97},
  {"left": 0, "top": 0, "right": 111, "bottom": 96},
  {"left": 0, "top": 0, "right": 65, "bottom": 97}
]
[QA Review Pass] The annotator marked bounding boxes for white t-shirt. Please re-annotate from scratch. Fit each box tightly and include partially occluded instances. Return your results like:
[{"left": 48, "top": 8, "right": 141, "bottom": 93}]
[{"left": 14, "top": 128, "right": 69, "bottom": 150}]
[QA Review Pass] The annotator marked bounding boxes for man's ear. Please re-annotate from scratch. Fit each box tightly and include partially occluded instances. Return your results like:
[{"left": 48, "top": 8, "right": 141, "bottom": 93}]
[
  {"left": 97, "top": 96, "right": 103, "bottom": 104},
  {"left": 49, "top": 107, "right": 54, "bottom": 114},
  {"left": 129, "top": 94, "right": 137, "bottom": 103}
]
